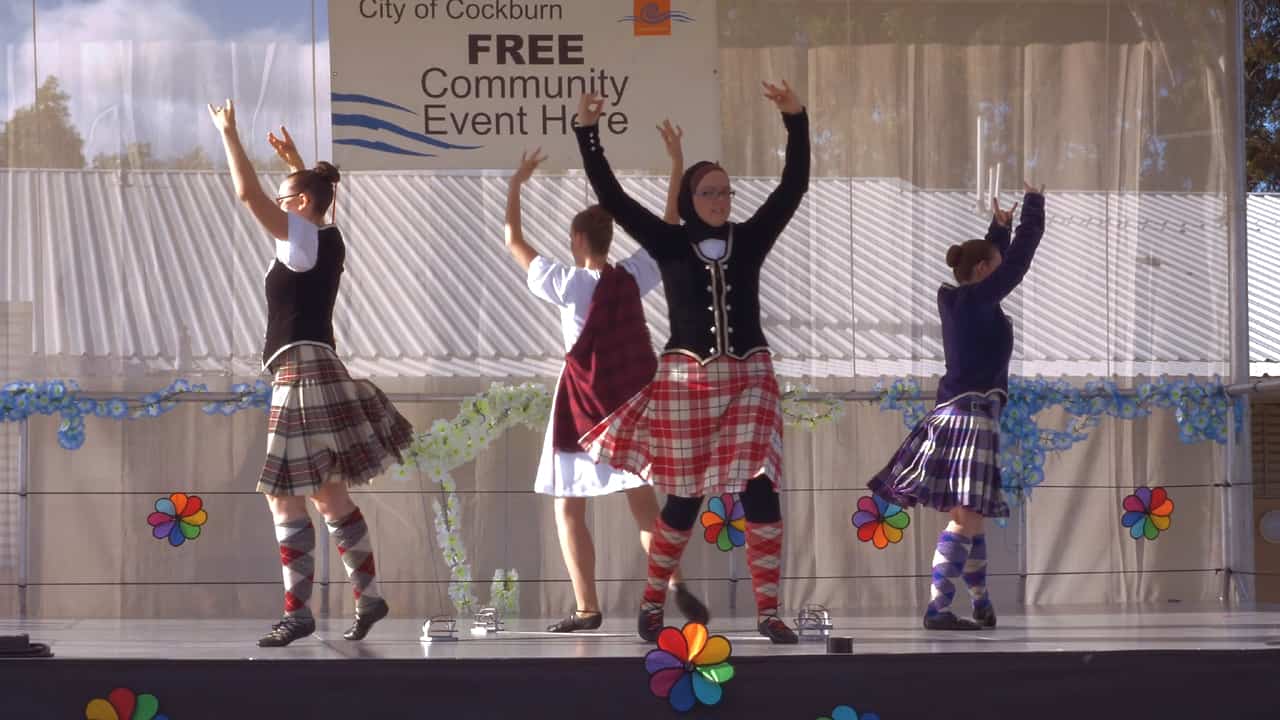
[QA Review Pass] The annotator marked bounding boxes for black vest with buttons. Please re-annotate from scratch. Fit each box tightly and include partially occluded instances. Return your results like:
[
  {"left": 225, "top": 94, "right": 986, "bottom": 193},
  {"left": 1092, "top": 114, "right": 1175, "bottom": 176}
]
[
  {"left": 262, "top": 226, "right": 345, "bottom": 368},
  {"left": 575, "top": 110, "right": 810, "bottom": 364},
  {"left": 653, "top": 226, "right": 770, "bottom": 363}
]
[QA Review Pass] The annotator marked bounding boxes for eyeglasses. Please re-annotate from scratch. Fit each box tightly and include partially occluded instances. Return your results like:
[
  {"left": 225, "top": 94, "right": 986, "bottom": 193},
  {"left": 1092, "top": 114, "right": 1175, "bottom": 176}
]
[
  {"left": 695, "top": 189, "right": 736, "bottom": 200},
  {"left": 274, "top": 192, "right": 302, "bottom": 203}
]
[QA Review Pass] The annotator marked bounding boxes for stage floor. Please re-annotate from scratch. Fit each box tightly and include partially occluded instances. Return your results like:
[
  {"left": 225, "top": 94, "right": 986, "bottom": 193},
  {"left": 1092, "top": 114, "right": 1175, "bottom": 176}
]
[
  {"left": 4, "top": 604, "right": 1279, "bottom": 660},
  {"left": 3, "top": 606, "right": 1279, "bottom": 718}
]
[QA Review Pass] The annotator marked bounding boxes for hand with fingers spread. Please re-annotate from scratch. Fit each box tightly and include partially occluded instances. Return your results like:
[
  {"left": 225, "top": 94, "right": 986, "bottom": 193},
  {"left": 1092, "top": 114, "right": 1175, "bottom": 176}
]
[
  {"left": 267, "top": 125, "right": 305, "bottom": 173},
  {"left": 207, "top": 99, "right": 237, "bottom": 135},
  {"left": 657, "top": 119, "right": 684, "bottom": 166},
  {"left": 762, "top": 80, "right": 803, "bottom": 115},
  {"left": 576, "top": 92, "right": 605, "bottom": 127},
  {"left": 992, "top": 197, "right": 1019, "bottom": 228},
  {"left": 512, "top": 147, "right": 548, "bottom": 186}
]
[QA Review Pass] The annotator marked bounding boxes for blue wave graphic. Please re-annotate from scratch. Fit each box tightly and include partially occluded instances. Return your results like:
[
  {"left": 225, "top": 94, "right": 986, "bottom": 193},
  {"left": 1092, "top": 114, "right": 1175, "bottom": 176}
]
[
  {"left": 334, "top": 138, "right": 435, "bottom": 158},
  {"left": 618, "top": 10, "right": 695, "bottom": 23},
  {"left": 332, "top": 113, "right": 483, "bottom": 151},
  {"left": 331, "top": 93, "right": 415, "bottom": 114}
]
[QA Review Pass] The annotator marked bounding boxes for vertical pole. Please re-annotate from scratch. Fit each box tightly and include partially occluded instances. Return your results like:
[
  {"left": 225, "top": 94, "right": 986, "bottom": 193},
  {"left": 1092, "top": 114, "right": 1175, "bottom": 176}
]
[
  {"left": 1017, "top": 503, "right": 1029, "bottom": 608},
  {"left": 727, "top": 551, "right": 738, "bottom": 616},
  {"left": 17, "top": 418, "right": 29, "bottom": 618},
  {"left": 1224, "top": 0, "right": 1254, "bottom": 606},
  {"left": 976, "top": 116, "right": 985, "bottom": 213},
  {"left": 318, "top": 528, "right": 331, "bottom": 617}
]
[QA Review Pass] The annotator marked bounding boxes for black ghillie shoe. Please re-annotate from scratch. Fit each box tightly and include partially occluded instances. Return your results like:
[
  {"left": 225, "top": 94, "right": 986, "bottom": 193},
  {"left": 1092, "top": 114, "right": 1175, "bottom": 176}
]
[
  {"left": 258, "top": 615, "right": 316, "bottom": 647},
  {"left": 758, "top": 616, "right": 799, "bottom": 644},
  {"left": 638, "top": 606, "right": 664, "bottom": 642},
  {"left": 547, "top": 610, "right": 603, "bottom": 633},
  {"left": 973, "top": 604, "right": 997, "bottom": 629},
  {"left": 923, "top": 611, "right": 981, "bottom": 631},
  {"left": 343, "top": 598, "right": 390, "bottom": 641}
]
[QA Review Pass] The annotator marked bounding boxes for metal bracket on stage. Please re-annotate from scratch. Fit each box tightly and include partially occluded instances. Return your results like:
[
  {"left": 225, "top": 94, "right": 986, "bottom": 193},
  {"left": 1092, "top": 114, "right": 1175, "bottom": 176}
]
[
  {"left": 470, "top": 607, "right": 504, "bottom": 636},
  {"left": 795, "top": 603, "right": 834, "bottom": 641},
  {"left": 420, "top": 615, "right": 459, "bottom": 642}
]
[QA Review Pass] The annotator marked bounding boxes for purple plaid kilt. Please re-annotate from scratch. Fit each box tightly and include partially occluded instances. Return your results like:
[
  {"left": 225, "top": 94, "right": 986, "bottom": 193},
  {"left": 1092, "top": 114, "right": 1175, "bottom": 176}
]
[{"left": 868, "top": 390, "right": 1009, "bottom": 518}]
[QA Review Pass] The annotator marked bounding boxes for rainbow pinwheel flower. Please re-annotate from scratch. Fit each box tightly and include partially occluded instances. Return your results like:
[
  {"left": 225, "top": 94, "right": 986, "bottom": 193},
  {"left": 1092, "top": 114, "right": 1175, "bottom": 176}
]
[
  {"left": 85, "top": 688, "right": 169, "bottom": 720},
  {"left": 851, "top": 495, "right": 910, "bottom": 549},
  {"left": 147, "top": 493, "right": 208, "bottom": 547},
  {"left": 1121, "top": 486, "right": 1174, "bottom": 540},
  {"left": 644, "top": 622, "right": 734, "bottom": 712},
  {"left": 819, "top": 705, "right": 881, "bottom": 720},
  {"left": 700, "top": 493, "right": 746, "bottom": 551}
]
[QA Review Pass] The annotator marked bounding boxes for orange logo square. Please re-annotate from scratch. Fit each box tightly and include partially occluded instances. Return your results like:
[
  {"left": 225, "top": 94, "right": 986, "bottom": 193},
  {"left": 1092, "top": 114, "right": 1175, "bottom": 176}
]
[{"left": 633, "top": 0, "right": 672, "bottom": 36}]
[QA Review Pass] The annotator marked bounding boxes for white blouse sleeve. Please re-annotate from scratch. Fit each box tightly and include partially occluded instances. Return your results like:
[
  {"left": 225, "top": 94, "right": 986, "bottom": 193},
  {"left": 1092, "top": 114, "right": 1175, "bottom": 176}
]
[
  {"left": 526, "top": 255, "right": 581, "bottom": 306},
  {"left": 618, "top": 248, "right": 662, "bottom": 296},
  {"left": 274, "top": 212, "right": 321, "bottom": 272}
]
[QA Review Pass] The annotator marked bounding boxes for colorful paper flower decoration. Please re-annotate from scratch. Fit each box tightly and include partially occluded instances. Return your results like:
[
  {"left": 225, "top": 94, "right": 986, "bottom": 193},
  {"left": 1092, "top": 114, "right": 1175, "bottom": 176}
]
[
  {"left": 644, "top": 622, "right": 735, "bottom": 713},
  {"left": 819, "top": 705, "right": 881, "bottom": 720},
  {"left": 851, "top": 495, "right": 910, "bottom": 549},
  {"left": 1121, "top": 486, "right": 1174, "bottom": 540},
  {"left": 700, "top": 493, "right": 746, "bottom": 551},
  {"left": 85, "top": 688, "right": 169, "bottom": 720},
  {"left": 147, "top": 493, "right": 207, "bottom": 547}
]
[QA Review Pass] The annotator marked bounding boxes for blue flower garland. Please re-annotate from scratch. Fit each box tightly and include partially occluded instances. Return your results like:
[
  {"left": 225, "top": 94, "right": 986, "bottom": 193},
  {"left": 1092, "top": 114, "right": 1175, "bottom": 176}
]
[
  {"left": 876, "top": 375, "right": 1238, "bottom": 505},
  {"left": 2, "top": 374, "right": 1239, "bottom": 580},
  {"left": 1, "top": 379, "right": 270, "bottom": 450}
]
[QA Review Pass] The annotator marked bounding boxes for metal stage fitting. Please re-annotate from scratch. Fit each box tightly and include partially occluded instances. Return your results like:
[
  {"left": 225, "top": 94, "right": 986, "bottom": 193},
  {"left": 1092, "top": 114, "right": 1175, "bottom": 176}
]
[
  {"left": 420, "top": 616, "right": 459, "bottom": 642},
  {"left": 470, "top": 607, "right": 504, "bottom": 636},
  {"left": 795, "top": 603, "right": 834, "bottom": 641}
]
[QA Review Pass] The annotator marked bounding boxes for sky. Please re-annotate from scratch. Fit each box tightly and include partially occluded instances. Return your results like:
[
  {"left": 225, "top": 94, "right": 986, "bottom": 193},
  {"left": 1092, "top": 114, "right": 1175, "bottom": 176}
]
[{"left": 0, "top": 0, "right": 333, "bottom": 165}]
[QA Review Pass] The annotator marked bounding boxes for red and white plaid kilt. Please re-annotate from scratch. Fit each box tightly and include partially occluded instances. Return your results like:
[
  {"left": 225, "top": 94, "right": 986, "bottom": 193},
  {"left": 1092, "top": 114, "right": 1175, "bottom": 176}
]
[
  {"left": 258, "top": 344, "right": 414, "bottom": 496},
  {"left": 580, "top": 352, "right": 783, "bottom": 497}
]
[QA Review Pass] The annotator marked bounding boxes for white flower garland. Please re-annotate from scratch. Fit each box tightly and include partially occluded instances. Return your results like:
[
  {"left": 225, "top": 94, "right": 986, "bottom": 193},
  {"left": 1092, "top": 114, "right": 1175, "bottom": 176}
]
[
  {"left": 781, "top": 383, "right": 846, "bottom": 428},
  {"left": 399, "top": 383, "right": 550, "bottom": 615}
]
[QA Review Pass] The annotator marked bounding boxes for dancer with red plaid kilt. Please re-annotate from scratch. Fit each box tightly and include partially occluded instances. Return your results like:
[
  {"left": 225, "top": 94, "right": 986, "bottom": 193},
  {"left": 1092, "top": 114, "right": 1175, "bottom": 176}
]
[
  {"left": 868, "top": 182, "right": 1046, "bottom": 630},
  {"left": 209, "top": 102, "right": 412, "bottom": 647},
  {"left": 502, "top": 134, "right": 708, "bottom": 634},
  {"left": 574, "top": 82, "right": 809, "bottom": 644}
]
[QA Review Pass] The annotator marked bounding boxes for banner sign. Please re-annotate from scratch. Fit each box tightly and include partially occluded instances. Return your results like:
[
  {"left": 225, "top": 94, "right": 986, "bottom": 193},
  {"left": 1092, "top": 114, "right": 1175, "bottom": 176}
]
[{"left": 329, "top": 1, "right": 720, "bottom": 171}]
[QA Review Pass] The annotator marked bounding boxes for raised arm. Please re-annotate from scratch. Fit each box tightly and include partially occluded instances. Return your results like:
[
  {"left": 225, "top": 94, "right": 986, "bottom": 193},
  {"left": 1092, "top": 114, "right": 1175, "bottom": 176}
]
[
  {"left": 984, "top": 196, "right": 1017, "bottom": 256},
  {"left": 209, "top": 100, "right": 288, "bottom": 240},
  {"left": 657, "top": 119, "right": 684, "bottom": 224},
  {"left": 741, "top": 81, "right": 810, "bottom": 246},
  {"left": 504, "top": 149, "right": 546, "bottom": 272},
  {"left": 967, "top": 184, "right": 1046, "bottom": 304},
  {"left": 574, "top": 93, "right": 681, "bottom": 259}
]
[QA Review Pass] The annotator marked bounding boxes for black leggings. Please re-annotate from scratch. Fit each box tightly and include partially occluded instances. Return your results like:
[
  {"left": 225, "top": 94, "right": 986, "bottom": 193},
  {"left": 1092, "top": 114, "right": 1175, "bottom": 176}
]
[{"left": 659, "top": 475, "right": 782, "bottom": 530}]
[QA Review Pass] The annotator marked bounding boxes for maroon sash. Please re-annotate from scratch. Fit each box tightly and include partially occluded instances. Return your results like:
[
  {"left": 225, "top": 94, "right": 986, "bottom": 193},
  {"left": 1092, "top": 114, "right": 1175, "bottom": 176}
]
[{"left": 553, "top": 265, "right": 658, "bottom": 452}]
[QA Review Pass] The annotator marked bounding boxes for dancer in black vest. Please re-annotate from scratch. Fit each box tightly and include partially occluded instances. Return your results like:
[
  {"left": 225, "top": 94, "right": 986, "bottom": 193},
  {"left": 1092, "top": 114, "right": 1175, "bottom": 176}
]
[
  {"left": 208, "top": 103, "right": 413, "bottom": 647},
  {"left": 505, "top": 129, "right": 707, "bottom": 633},
  {"left": 574, "top": 83, "right": 809, "bottom": 644}
]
